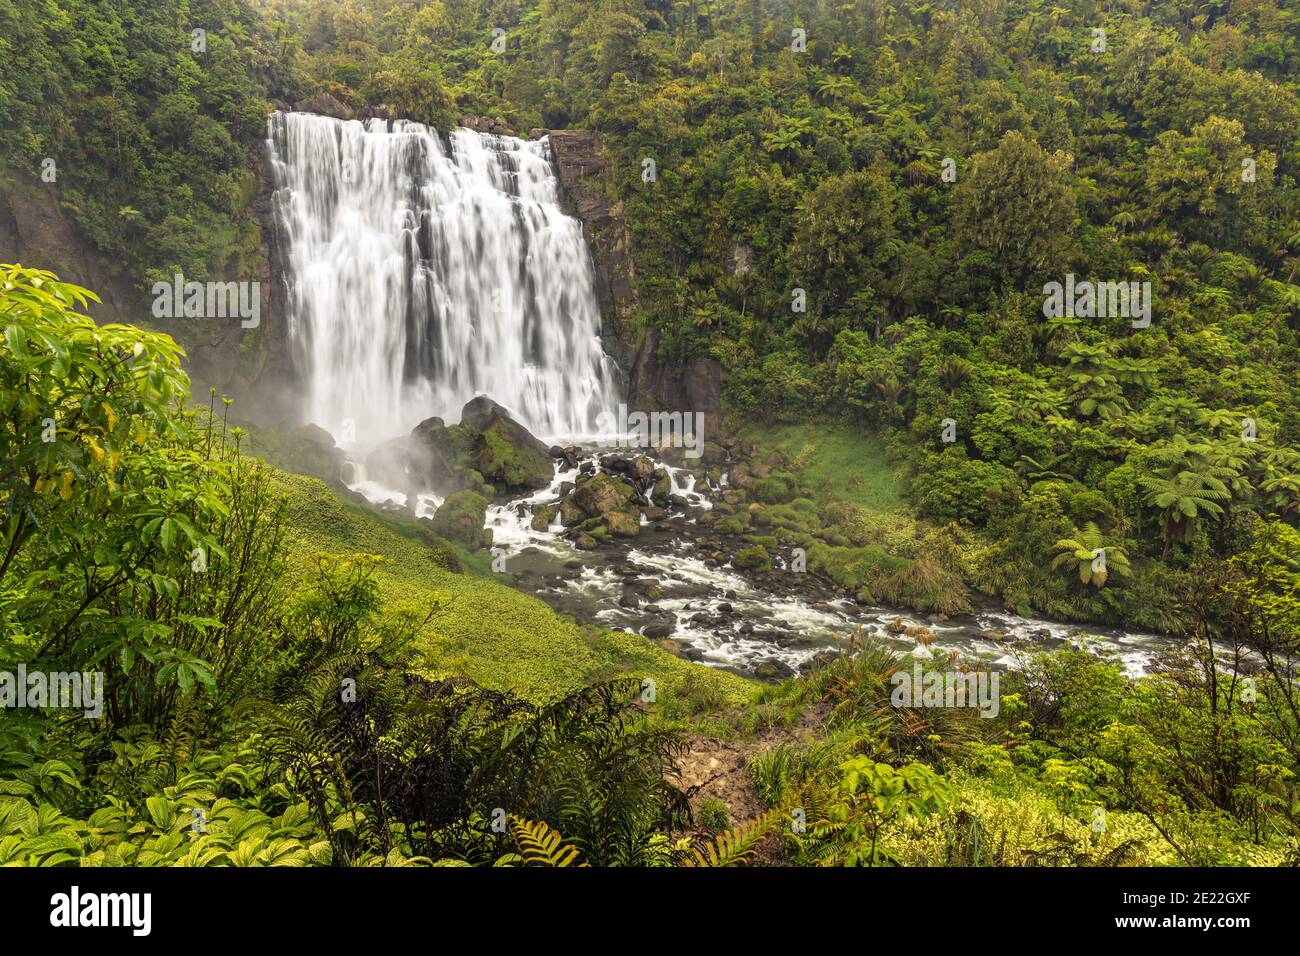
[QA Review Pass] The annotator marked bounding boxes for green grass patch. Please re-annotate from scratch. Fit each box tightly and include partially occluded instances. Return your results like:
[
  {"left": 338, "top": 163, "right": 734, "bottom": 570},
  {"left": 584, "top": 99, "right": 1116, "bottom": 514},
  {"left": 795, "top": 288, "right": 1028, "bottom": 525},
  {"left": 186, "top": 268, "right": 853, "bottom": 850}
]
[{"left": 736, "top": 423, "right": 902, "bottom": 514}]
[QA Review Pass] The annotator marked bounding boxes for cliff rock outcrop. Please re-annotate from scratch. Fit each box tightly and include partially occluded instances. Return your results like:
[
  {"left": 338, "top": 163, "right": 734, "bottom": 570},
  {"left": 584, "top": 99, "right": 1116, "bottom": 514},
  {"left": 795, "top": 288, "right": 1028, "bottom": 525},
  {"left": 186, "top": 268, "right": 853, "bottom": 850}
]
[{"left": 542, "top": 129, "right": 723, "bottom": 440}]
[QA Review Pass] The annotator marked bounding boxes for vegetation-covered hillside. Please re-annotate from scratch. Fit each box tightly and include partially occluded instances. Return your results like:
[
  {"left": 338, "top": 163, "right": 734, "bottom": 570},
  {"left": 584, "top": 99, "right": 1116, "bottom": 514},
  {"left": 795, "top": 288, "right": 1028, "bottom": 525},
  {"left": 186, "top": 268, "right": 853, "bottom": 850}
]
[{"left": 1, "top": 0, "right": 1299, "bottom": 876}]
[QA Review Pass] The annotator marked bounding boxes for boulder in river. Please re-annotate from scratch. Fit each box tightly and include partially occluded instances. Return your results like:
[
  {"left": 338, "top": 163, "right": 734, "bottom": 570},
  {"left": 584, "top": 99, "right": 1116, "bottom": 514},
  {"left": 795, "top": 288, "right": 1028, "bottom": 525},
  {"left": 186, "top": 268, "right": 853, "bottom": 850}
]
[
  {"left": 558, "top": 498, "right": 586, "bottom": 527},
  {"left": 732, "top": 544, "right": 772, "bottom": 571},
  {"left": 605, "top": 510, "right": 641, "bottom": 537},
  {"left": 459, "top": 396, "right": 553, "bottom": 491},
  {"left": 530, "top": 503, "right": 557, "bottom": 532},
  {"left": 573, "top": 471, "right": 636, "bottom": 516},
  {"left": 428, "top": 491, "right": 492, "bottom": 551},
  {"left": 753, "top": 658, "right": 796, "bottom": 681},
  {"left": 631, "top": 455, "right": 656, "bottom": 482},
  {"left": 373, "top": 397, "right": 554, "bottom": 498}
]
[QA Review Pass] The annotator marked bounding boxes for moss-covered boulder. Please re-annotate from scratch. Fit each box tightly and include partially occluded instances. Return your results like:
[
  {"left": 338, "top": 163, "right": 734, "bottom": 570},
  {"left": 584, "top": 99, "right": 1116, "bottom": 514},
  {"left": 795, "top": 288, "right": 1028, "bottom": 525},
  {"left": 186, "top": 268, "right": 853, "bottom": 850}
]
[
  {"left": 558, "top": 497, "right": 586, "bottom": 527},
  {"left": 409, "top": 415, "right": 469, "bottom": 485},
  {"left": 530, "top": 503, "right": 557, "bottom": 531},
  {"left": 715, "top": 512, "right": 751, "bottom": 534},
  {"left": 460, "top": 396, "right": 552, "bottom": 491},
  {"left": 575, "top": 516, "right": 610, "bottom": 539},
  {"left": 605, "top": 509, "right": 641, "bottom": 537},
  {"left": 701, "top": 441, "right": 728, "bottom": 466},
  {"left": 397, "top": 399, "right": 553, "bottom": 497},
  {"left": 652, "top": 468, "right": 671, "bottom": 499},
  {"left": 573, "top": 471, "right": 636, "bottom": 516},
  {"left": 429, "top": 491, "right": 492, "bottom": 551},
  {"left": 631, "top": 455, "right": 656, "bottom": 482}
]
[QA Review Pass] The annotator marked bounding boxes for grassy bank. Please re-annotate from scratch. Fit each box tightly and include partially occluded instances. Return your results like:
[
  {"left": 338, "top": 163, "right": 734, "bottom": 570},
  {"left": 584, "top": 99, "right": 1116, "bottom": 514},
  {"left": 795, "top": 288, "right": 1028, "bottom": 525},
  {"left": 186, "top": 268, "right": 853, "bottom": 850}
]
[
  {"left": 734, "top": 422, "right": 903, "bottom": 515},
  {"left": 271, "top": 471, "right": 758, "bottom": 711}
]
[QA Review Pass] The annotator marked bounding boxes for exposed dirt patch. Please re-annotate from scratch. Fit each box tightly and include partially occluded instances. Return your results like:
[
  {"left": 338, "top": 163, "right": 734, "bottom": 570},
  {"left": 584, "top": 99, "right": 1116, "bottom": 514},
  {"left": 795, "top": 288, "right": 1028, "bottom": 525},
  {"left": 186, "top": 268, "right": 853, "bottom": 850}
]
[{"left": 675, "top": 702, "right": 832, "bottom": 865}]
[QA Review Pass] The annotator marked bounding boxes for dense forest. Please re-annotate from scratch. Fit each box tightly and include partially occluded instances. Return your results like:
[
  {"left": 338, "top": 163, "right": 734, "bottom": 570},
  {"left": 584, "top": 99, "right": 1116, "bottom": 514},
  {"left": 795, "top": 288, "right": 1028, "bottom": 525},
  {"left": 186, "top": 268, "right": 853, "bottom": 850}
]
[{"left": 1, "top": 0, "right": 1299, "bottom": 874}]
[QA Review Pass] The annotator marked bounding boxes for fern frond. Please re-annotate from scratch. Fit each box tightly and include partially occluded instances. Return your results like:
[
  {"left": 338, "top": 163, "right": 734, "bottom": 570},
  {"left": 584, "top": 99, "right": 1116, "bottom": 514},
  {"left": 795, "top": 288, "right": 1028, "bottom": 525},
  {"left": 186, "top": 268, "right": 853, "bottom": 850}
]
[
  {"left": 683, "top": 810, "right": 780, "bottom": 867},
  {"left": 508, "top": 816, "right": 586, "bottom": 867}
]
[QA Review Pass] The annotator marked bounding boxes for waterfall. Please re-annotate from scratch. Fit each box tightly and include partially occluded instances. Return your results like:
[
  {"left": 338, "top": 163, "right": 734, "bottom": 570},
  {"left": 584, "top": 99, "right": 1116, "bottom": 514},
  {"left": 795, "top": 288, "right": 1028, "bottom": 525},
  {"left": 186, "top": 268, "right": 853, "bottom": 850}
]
[{"left": 266, "top": 110, "right": 621, "bottom": 448}]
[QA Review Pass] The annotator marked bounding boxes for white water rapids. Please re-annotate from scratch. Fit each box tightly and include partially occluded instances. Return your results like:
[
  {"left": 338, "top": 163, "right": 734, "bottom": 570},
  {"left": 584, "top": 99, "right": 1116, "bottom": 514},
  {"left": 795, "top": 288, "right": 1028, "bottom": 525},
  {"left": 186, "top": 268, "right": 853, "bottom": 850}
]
[{"left": 266, "top": 110, "right": 620, "bottom": 449}]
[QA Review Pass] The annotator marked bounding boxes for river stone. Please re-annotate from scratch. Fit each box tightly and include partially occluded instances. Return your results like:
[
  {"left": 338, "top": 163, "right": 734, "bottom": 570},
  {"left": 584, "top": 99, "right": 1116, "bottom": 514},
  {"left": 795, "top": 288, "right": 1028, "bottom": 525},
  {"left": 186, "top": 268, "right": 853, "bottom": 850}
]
[
  {"left": 732, "top": 544, "right": 771, "bottom": 571},
  {"left": 631, "top": 455, "right": 656, "bottom": 482},
  {"left": 573, "top": 472, "right": 636, "bottom": 516},
  {"left": 575, "top": 517, "right": 609, "bottom": 539},
  {"left": 428, "top": 491, "right": 491, "bottom": 551},
  {"left": 530, "top": 503, "right": 557, "bottom": 531},
  {"left": 652, "top": 469, "right": 671, "bottom": 498},
  {"left": 605, "top": 510, "right": 641, "bottom": 537},
  {"left": 558, "top": 497, "right": 586, "bottom": 527},
  {"left": 643, "top": 621, "right": 674, "bottom": 639},
  {"left": 407, "top": 416, "right": 467, "bottom": 489},
  {"left": 753, "top": 659, "right": 795, "bottom": 681},
  {"left": 459, "top": 396, "right": 553, "bottom": 491},
  {"left": 804, "top": 651, "right": 839, "bottom": 673},
  {"left": 631, "top": 579, "right": 663, "bottom": 600}
]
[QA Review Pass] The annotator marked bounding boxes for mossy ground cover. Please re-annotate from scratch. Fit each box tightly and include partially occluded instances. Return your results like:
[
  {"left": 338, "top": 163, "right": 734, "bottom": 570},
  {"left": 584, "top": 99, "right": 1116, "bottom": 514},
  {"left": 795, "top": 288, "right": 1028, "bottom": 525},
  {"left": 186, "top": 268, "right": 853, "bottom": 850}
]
[
  {"left": 735, "top": 422, "right": 903, "bottom": 515},
  {"left": 271, "top": 471, "right": 757, "bottom": 710}
]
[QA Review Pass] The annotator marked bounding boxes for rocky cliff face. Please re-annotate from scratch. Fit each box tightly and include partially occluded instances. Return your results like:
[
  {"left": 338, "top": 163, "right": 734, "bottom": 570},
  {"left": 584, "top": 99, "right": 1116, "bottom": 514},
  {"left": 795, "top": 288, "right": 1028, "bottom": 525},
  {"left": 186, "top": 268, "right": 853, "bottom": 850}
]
[
  {"left": 541, "top": 129, "right": 640, "bottom": 371},
  {"left": 542, "top": 129, "right": 723, "bottom": 440},
  {"left": 0, "top": 179, "right": 142, "bottom": 324},
  {"left": 0, "top": 168, "right": 291, "bottom": 428}
]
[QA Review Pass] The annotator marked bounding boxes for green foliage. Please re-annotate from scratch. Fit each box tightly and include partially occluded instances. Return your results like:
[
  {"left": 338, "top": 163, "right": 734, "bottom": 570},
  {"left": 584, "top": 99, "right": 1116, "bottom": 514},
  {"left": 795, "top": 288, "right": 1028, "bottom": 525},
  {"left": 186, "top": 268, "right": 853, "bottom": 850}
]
[
  {"left": 698, "top": 797, "right": 731, "bottom": 833},
  {"left": 792, "top": 757, "right": 955, "bottom": 867},
  {"left": 1051, "top": 522, "right": 1133, "bottom": 588},
  {"left": 505, "top": 816, "right": 585, "bottom": 867},
  {"left": 5, "top": 0, "right": 1300, "bottom": 870},
  {"left": 0, "top": 1, "right": 297, "bottom": 283},
  {"left": 682, "top": 810, "right": 778, "bottom": 867}
]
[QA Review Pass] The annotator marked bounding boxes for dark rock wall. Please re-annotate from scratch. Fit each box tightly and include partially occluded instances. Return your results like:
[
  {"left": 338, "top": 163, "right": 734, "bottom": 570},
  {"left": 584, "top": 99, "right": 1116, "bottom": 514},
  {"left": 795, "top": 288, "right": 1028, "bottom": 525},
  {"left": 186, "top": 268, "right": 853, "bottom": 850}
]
[
  {"left": 543, "top": 129, "right": 723, "bottom": 440},
  {"left": 0, "top": 166, "right": 292, "bottom": 429},
  {"left": 0, "top": 178, "right": 143, "bottom": 324}
]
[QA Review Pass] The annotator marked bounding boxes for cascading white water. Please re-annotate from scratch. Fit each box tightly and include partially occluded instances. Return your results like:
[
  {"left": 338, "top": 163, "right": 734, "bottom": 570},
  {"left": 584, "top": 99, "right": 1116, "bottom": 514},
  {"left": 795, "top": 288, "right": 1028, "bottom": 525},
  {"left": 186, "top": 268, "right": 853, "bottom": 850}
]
[{"left": 266, "top": 111, "right": 621, "bottom": 448}]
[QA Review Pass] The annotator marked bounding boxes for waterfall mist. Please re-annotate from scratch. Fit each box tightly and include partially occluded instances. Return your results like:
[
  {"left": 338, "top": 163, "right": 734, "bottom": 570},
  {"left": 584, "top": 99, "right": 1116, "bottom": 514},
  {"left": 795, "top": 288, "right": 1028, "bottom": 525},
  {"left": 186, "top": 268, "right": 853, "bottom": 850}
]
[{"left": 266, "top": 111, "right": 622, "bottom": 449}]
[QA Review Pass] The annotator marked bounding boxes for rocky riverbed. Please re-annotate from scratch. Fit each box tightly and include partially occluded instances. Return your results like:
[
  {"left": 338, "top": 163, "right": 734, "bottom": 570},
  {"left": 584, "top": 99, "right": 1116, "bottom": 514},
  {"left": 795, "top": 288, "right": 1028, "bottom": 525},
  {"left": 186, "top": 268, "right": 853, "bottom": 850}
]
[
  {"left": 341, "top": 397, "right": 1177, "bottom": 680},
  {"left": 483, "top": 447, "right": 1176, "bottom": 679}
]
